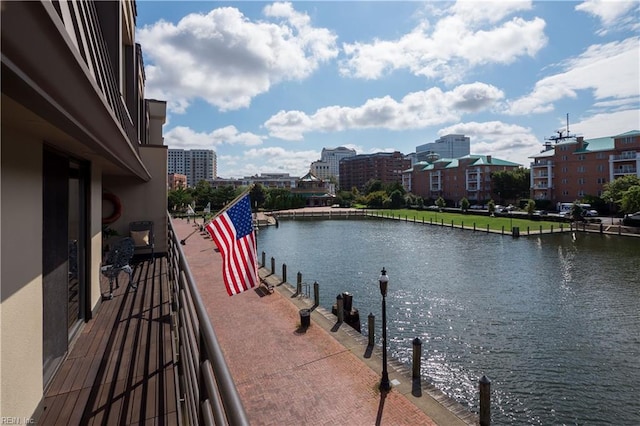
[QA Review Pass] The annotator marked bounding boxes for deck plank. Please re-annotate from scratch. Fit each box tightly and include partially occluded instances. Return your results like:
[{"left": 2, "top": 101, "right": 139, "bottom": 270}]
[{"left": 39, "top": 257, "right": 179, "bottom": 425}]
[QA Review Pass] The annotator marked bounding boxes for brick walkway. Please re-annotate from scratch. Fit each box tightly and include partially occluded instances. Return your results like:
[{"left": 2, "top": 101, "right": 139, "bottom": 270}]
[{"left": 173, "top": 218, "right": 473, "bottom": 425}]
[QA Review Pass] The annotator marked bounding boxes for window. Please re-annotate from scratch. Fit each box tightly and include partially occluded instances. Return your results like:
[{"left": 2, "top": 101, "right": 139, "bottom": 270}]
[
  {"left": 562, "top": 178, "right": 568, "bottom": 184},
  {"left": 578, "top": 178, "right": 585, "bottom": 185},
  {"left": 597, "top": 164, "right": 605, "bottom": 172},
  {"left": 597, "top": 177, "right": 607, "bottom": 184},
  {"left": 577, "top": 166, "right": 585, "bottom": 173},
  {"left": 562, "top": 155, "right": 568, "bottom": 161},
  {"left": 596, "top": 153, "right": 606, "bottom": 159},
  {"left": 578, "top": 154, "right": 586, "bottom": 160},
  {"left": 562, "top": 167, "right": 568, "bottom": 172}
]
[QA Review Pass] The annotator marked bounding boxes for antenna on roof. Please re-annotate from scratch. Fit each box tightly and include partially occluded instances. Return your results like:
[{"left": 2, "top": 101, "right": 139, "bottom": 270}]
[{"left": 543, "top": 113, "right": 575, "bottom": 148}]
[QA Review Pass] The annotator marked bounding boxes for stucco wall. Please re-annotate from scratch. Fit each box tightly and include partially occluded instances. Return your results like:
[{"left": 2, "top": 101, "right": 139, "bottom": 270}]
[
  {"left": 103, "top": 145, "right": 168, "bottom": 254},
  {"left": 0, "top": 129, "right": 44, "bottom": 418}
]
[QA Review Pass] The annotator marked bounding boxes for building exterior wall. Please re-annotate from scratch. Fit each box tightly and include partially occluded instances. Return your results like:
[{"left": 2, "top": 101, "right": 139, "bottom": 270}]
[
  {"left": 410, "top": 156, "right": 520, "bottom": 203},
  {"left": 0, "top": 132, "right": 45, "bottom": 419},
  {"left": 530, "top": 132, "right": 640, "bottom": 205},
  {"left": 1, "top": 1, "right": 167, "bottom": 419},
  {"left": 416, "top": 134, "right": 470, "bottom": 161},
  {"left": 168, "top": 149, "right": 217, "bottom": 187},
  {"left": 319, "top": 147, "right": 356, "bottom": 181},
  {"left": 168, "top": 173, "right": 187, "bottom": 189},
  {"left": 339, "top": 152, "right": 411, "bottom": 192}
]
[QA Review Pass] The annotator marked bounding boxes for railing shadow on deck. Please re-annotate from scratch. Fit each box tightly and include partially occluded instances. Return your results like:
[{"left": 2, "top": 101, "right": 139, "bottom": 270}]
[{"left": 167, "top": 215, "right": 249, "bottom": 426}]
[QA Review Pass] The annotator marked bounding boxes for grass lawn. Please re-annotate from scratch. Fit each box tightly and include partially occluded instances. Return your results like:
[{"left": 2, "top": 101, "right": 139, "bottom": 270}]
[{"left": 371, "top": 208, "right": 567, "bottom": 232}]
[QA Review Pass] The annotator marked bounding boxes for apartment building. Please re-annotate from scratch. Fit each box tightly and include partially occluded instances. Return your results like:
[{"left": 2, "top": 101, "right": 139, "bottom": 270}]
[
  {"left": 416, "top": 134, "right": 470, "bottom": 162},
  {"left": 168, "top": 173, "right": 187, "bottom": 190},
  {"left": 530, "top": 130, "right": 640, "bottom": 204},
  {"left": 168, "top": 148, "right": 217, "bottom": 187},
  {"left": 1, "top": 1, "right": 167, "bottom": 419},
  {"left": 339, "top": 151, "right": 411, "bottom": 192},
  {"left": 406, "top": 155, "right": 521, "bottom": 203},
  {"left": 310, "top": 146, "right": 357, "bottom": 181}
]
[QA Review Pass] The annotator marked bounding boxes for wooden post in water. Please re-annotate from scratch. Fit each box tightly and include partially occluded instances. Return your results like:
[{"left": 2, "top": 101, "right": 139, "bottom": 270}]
[
  {"left": 271, "top": 257, "right": 275, "bottom": 274},
  {"left": 412, "top": 338, "right": 422, "bottom": 379},
  {"left": 261, "top": 251, "right": 266, "bottom": 267},
  {"left": 336, "top": 294, "right": 344, "bottom": 322},
  {"left": 368, "top": 313, "right": 375, "bottom": 346},
  {"left": 479, "top": 375, "right": 491, "bottom": 426},
  {"left": 282, "top": 263, "right": 287, "bottom": 284},
  {"left": 313, "top": 281, "right": 319, "bottom": 306},
  {"left": 297, "top": 272, "right": 302, "bottom": 295}
]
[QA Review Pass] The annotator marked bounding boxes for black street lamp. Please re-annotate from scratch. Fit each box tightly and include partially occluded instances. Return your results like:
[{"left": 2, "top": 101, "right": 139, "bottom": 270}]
[{"left": 378, "top": 267, "right": 391, "bottom": 392}]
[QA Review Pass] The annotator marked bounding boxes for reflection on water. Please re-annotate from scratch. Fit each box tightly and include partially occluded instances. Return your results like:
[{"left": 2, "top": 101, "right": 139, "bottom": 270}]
[{"left": 257, "top": 219, "right": 640, "bottom": 425}]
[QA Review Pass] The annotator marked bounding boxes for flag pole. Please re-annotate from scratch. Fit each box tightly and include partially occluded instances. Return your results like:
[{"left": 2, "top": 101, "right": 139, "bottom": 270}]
[{"left": 180, "top": 185, "right": 254, "bottom": 245}]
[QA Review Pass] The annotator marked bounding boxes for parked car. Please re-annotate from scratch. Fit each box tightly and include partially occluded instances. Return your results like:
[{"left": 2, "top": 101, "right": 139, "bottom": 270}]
[
  {"left": 623, "top": 211, "right": 640, "bottom": 226},
  {"left": 582, "top": 209, "right": 599, "bottom": 217}
]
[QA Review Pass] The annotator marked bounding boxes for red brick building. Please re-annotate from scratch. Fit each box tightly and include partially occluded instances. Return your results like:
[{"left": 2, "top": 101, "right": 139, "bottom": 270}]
[
  {"left": 168, "top": 173, "right": 187, "bottom": 190},
  {"left": 339, "top": 151, "right": 411, "bottom": 192},
  {"left": 529, "top": 130, "right": 640, "bottom": 205},
  {"left": 404, "top": 154, "right": 521, "bottom": 204}
]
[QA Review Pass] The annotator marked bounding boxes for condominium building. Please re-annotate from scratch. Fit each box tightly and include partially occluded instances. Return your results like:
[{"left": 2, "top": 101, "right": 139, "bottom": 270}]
[
  {"left": 168, "top": 148, "right": 217, "bottom": 187},
  {"left": 416, "top": 134, "right": 470, "bottom": 162},
  {"left": 339, "top": 151, "right": 411, "bottom": 192},
  {"left": 406, "top": 155, "right": 521, "bottom": 202},
  {"left": 529, "top": 130, "right": 640, "bottom": 204},
  {"left": 310, "top": 146, "right": 356, "bottom": 181},
  {"left": 1, "top": 0, "right": 168, "bottom": 419},
  {"left": 209, "top": 173, "right": 298, "bottom": 189}
]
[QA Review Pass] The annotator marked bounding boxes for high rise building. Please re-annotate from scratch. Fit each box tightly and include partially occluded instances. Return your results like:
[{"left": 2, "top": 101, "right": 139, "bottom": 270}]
[
  {"left": 311, "top": 146, "right": 356, "bottom": 181},
  {"left": 168, "top": 149, "right": 217, "bottom": 187},
  {"left": 416, "top": 134, "right": 470, "bottom": 161}
]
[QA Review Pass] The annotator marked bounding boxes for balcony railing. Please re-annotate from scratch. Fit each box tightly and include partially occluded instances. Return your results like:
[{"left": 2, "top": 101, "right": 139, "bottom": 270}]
[
  {"left": 611, "top": 152, "right": 638, "bottom": 161},
  {"left": 613, "top": 167, "right": 637, "bottom": 175},
  {"left": 167, "top": 216, "right": 249, "bottom": 425}
]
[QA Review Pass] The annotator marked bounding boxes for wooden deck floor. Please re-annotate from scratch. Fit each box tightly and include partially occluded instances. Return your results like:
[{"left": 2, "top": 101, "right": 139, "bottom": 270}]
[{"left": 40, "top": 256, "right": 179, "bottom": 425}]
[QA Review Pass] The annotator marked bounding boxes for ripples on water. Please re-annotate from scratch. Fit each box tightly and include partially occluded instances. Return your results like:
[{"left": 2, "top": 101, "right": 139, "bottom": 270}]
[{"left": 257, "top": 218, "right": 640, "bottom": 425}]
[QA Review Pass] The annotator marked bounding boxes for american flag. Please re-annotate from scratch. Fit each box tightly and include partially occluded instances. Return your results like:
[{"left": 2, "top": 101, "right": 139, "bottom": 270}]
[{"left": 206, "top": 194, "right": 258, "bottom": 296}]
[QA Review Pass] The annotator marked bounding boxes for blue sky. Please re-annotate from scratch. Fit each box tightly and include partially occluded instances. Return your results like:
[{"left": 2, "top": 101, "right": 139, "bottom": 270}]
[{"left": 136, "top": 1, "right": 640, "bottom": 178}]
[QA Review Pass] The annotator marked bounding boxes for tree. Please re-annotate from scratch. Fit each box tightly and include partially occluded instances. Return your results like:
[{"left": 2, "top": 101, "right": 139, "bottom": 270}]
[
  {"left": 602, "top": 175, "right": 640, "bottom": 211},
  {"left": 570, "top": 200, "right": 584, "bottom": 222},
  {"left": 389, "top": 189, "right": 404, "bottom": 209},
  {"left": 487, "top": 199, "right": 496, "bottom": 216},
  {"left": 525, "top": 199, "right": 536, "bottom": 217},
  {"left": 167, "top": 187, "right": 193, "bottom": 212},
  {"left": 459, "top": 197, "right": 470, "bottom": 213},
  {"left": 366, "top": 190, "right": 388, "bottom": 208},
  {"left": 364, "top": 179, "right": 384, "bottom": 195},
  {"left": 250, "top": 184, "right": 266, "bottom": 209},
  {"left": 620, "top": 186, "right": 640, "bottom": 213},
  {"left": 436, "top": 196, "right": 446, "bottom": 211},
  {"left": 491, "top": 169, "right": 530, "bottom": 202}
]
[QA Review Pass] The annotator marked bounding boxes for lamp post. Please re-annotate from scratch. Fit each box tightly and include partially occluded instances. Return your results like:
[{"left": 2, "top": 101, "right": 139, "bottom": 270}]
[{"left": 378, "top": 267, "right": 391, "bottom": 392}]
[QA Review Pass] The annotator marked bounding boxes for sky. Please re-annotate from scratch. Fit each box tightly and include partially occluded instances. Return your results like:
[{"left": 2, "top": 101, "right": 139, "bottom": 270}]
[{"left": 136, "top": 1, "right": 640, "bottom": 178}]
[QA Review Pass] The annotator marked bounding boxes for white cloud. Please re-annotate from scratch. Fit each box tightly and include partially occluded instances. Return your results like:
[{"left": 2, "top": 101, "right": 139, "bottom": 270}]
[
  {"left": 575, "top": 0, "right": 640, "bottom": 34},
  {"left": 265, "top": 82, "right": 504, "bottom": 140},
  {"left": 218, "top": 146, "right": 320, "bottom": 177},
  {"left": 438, "top": 121, "right": 540, "bottom": 166},
  {"left": 570, "top": 109, "right": 640, "bottom": 138},
  {"left": 340, "top": 2, "right": 546, "bottom": 83},
  {"left": 137, "top": 3, "right": 338, "bottom": 113},
  {"left": 505, "top": 37, "right": 640, "bottom": 115},
  {"left": 164, "top": 126, "right": 265, "bottom": 150}
]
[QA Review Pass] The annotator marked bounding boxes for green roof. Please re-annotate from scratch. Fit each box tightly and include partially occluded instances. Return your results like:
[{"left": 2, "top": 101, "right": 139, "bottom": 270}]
[{"left": 574, "top": 136, "right": 614, "bottom": 153}]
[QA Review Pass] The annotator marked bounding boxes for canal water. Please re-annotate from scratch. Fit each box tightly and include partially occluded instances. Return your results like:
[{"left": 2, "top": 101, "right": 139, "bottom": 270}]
[{"left": 256, "top": 218, "right": 640, "bottom": 425}]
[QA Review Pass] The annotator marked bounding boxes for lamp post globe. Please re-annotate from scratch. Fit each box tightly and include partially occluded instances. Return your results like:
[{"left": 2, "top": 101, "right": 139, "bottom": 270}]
[{"left": 379, "top": 267, "right": 391, "bottom": 392}]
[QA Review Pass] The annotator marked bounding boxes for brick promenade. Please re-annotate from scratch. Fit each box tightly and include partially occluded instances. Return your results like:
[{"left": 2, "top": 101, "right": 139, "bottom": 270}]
[{"left": 173, "top": 218, "right": 474, "bottom": 426}]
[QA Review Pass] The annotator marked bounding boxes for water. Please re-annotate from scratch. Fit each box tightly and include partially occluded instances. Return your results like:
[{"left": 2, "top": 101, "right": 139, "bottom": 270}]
[{"left": 256, "top": 218, "right": 640, "bottom": 425}]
